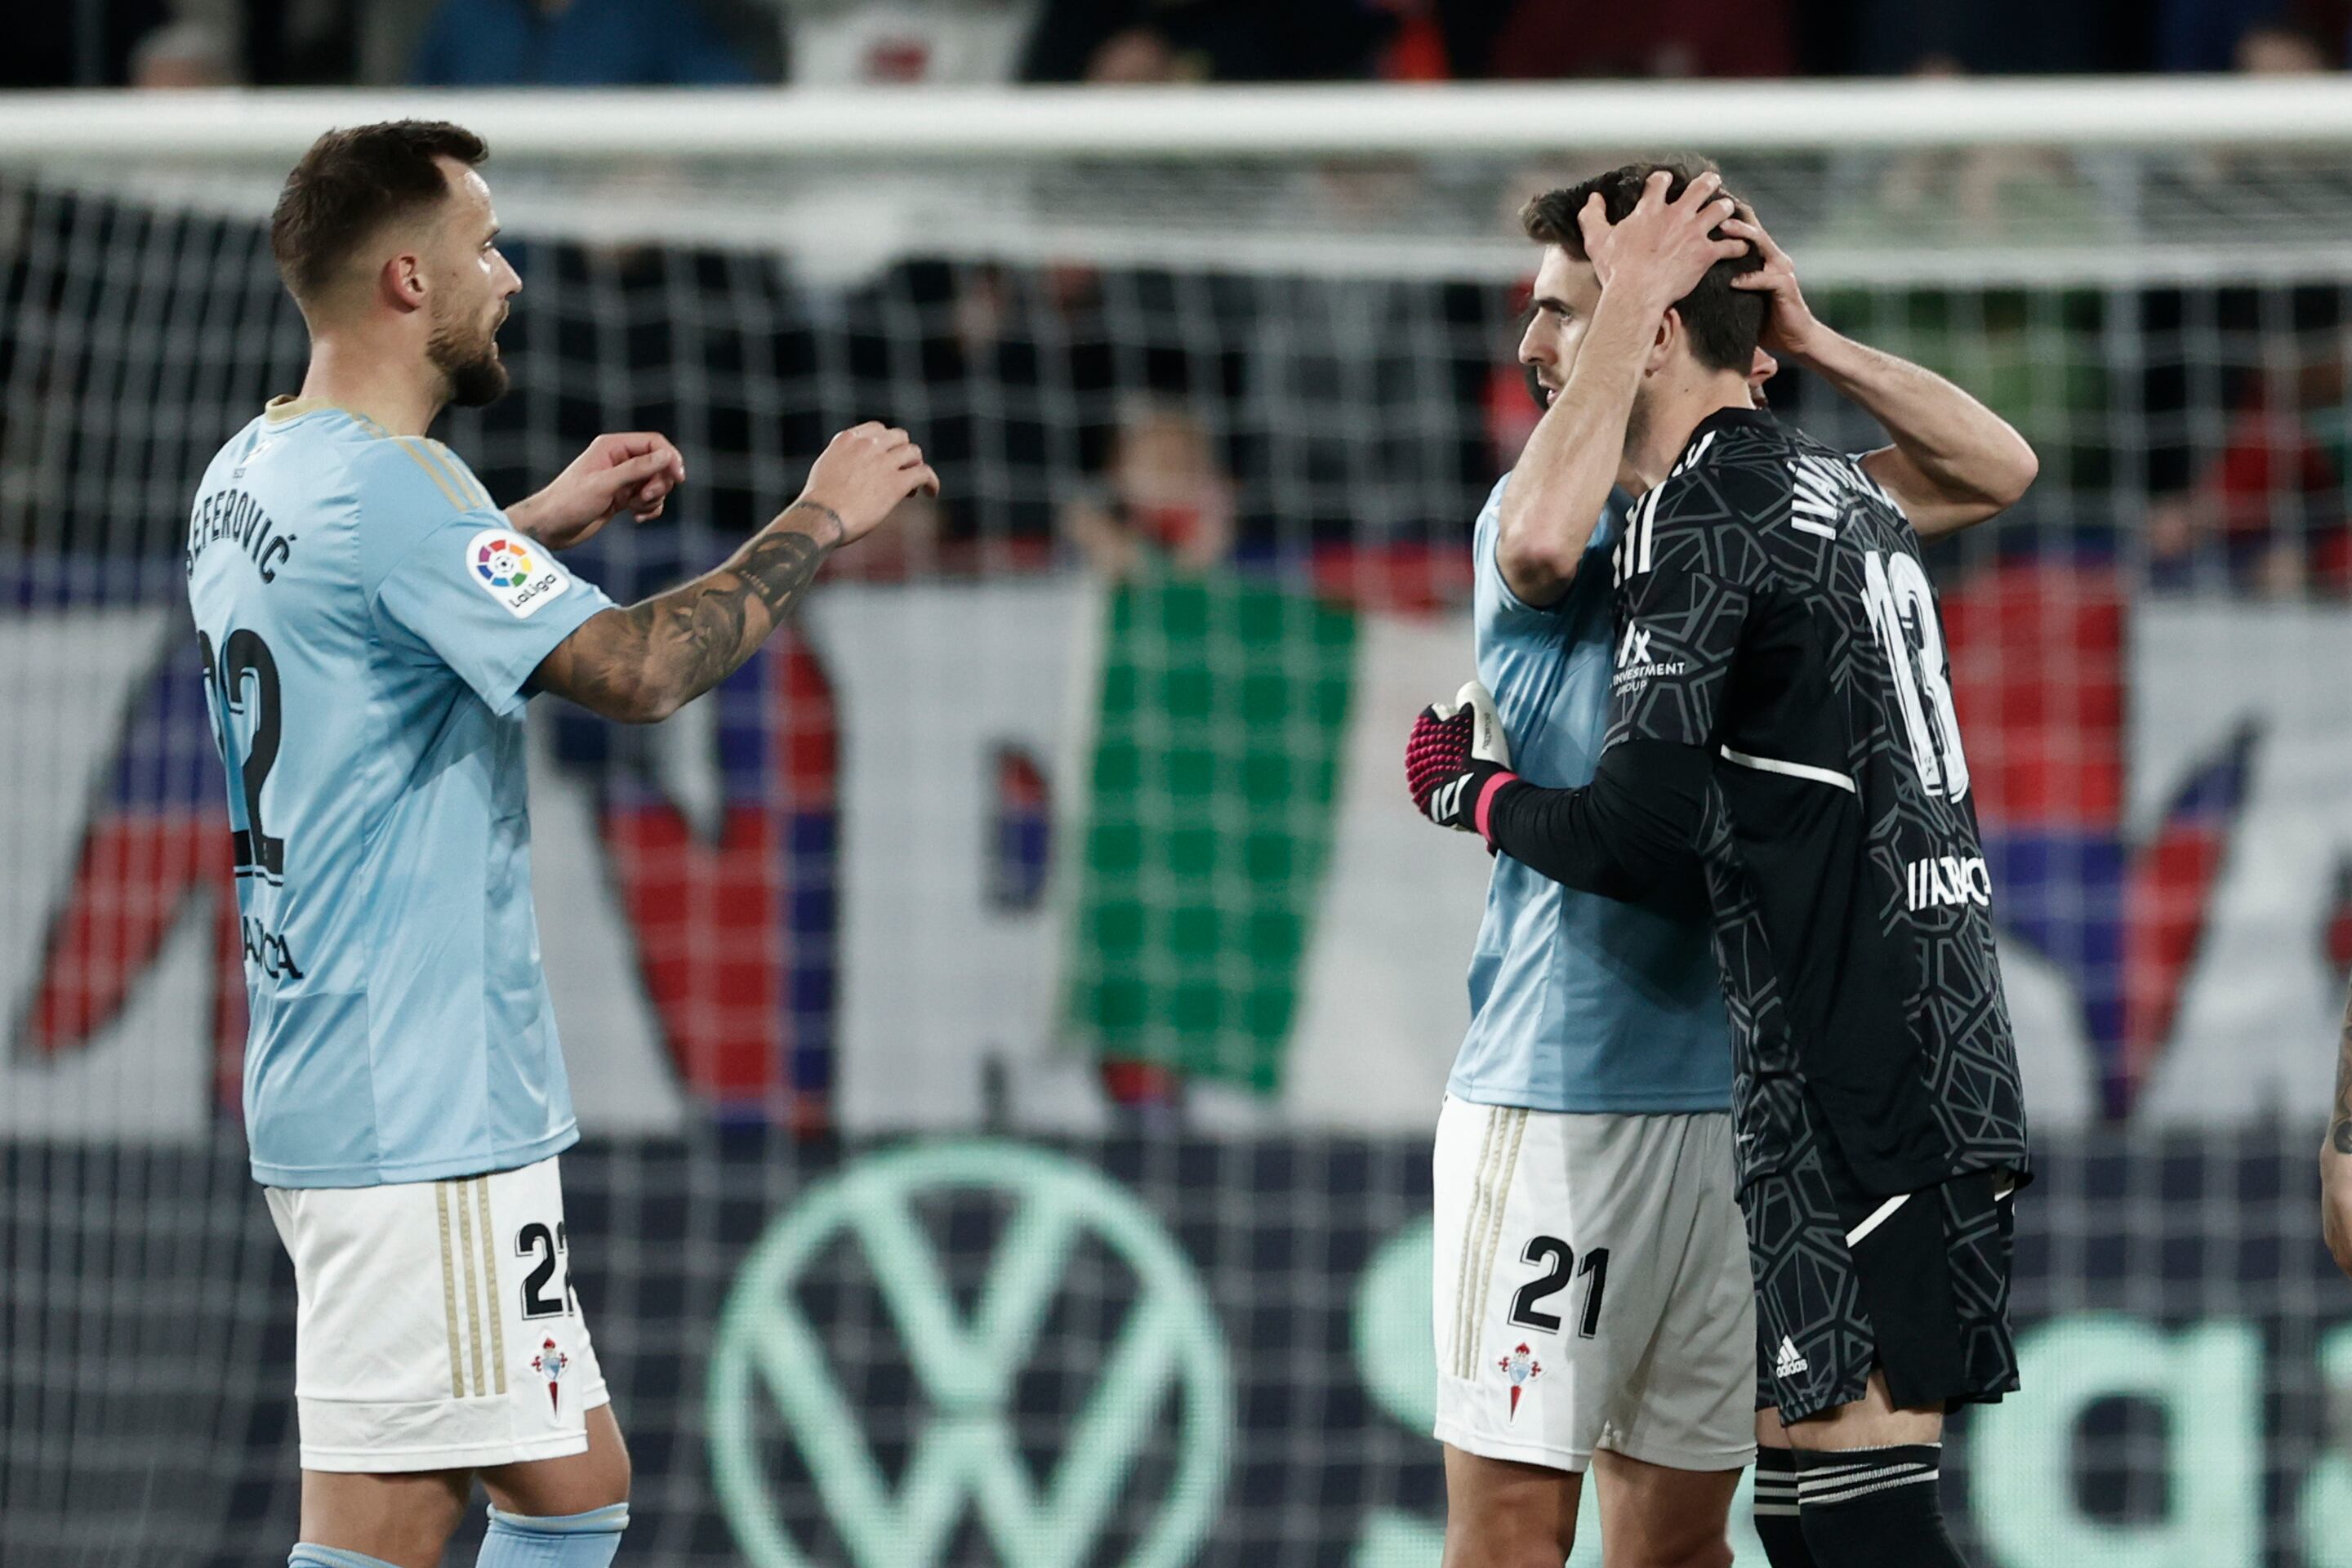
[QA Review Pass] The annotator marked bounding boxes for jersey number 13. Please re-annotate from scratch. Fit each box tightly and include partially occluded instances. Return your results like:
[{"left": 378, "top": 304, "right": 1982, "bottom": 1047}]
[{"left": 1861, "top": 550, "right": 1970, "bottom": 802}]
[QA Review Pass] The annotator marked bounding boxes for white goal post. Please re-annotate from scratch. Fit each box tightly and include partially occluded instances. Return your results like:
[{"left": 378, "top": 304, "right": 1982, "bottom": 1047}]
[
  {"left": 9, "top": 78, "right": 2352, "bottom": 156},
  {"left": 6, "top": 81, "right": 2352, "bottom": 285}
]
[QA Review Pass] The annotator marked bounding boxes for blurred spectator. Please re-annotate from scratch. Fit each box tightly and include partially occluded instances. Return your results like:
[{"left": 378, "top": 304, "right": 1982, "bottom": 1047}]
[
  {"left": 1059, "top": 401, "right": 1236, "bottom": 577},
  {"left": 1020, "top": 0, "right": 1388, "bottom": 82},
  {"left": 2236, "top": 16, "right": 2337, "bottom": 68},
  {"left": 241, "top": 0, "right": 359, "bottom": 83},
  {"left": 129, "top": 18, "right": 239, "bottom": 86},
  {"left": 778, "top": 0, "right": 1036, "bottom": 83},
  {"left": 2149, "top": 330, "right": 2352, "bottom": 597},
  {"left": 1483, "top": 0, "right": 1794, "bottom": 78},
  {"left": 361, "top": 0, "right": 452, "bottom": 82},
  {"left": 1081, "top": 27, "right": 1191, "bottom": 82},
  {"left": 411, "top": 0, "right": 757, "bottom": 85},
  {"left": 1403, "top": 0, "right": 1508, "bottom": 78},
  {"left": 2158, "top": 0, "right": 2347, "bottom": 70},
  {"left": 2160, "top": 0, "right": 2284, "bottom": 69},
  {"left": 1855, "top": 0, "right": 2112, "bottom": 73},
  {"left": 1375, "top": 0, "right": 1451, "bottom": 78},
  {"left": 1823, "top": 56, "right": 2098, "bottom": 244}
]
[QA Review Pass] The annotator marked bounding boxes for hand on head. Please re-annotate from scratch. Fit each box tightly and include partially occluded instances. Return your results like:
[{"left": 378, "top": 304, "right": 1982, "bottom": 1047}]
[
  {"left": 1575, "top": 168, "right": 1749, "bottom": 306},
  {"left": 1722, "top": 206, "right": 1823, "bottom": 362}
]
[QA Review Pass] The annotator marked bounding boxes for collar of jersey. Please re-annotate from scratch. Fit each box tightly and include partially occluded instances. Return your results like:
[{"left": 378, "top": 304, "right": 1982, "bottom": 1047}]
[
  {"left": 265, "top": 395, "right": 390, "bottom": 437},
  {"left": 1690, "top": 404, "right": 1776, "bottom": 442}
]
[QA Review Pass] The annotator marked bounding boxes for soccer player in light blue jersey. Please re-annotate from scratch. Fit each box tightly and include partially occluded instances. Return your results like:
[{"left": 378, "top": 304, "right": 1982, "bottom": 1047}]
[
  {"left": 1413, "top": 168, "right": 2036, "bottom": 1568},
  {"left": 188, "top": 122, "right": 937, "bottom": 1568}
]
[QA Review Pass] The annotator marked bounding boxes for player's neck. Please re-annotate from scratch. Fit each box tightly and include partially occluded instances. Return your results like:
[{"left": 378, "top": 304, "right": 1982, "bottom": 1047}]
[
  {"left": 295, "top": 336, "right": 446, "bottom": 438},
  {"left": 1617, "top": 369, "right": 1755, "bottom": 496}
]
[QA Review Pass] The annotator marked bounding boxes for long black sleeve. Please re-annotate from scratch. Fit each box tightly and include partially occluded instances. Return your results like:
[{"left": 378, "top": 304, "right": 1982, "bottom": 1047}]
[{"left": 1481, "top": 739, "right": 1711, "bottom": 915}]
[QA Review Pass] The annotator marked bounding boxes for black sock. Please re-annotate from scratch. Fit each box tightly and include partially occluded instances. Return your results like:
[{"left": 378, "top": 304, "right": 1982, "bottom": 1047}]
[
  {"left": 1794, "top": 1443, "right": 1966, "bottom": 1568},
  {"left": 1753, "top": 1446, "right": 1816, "bottom": 1568}
]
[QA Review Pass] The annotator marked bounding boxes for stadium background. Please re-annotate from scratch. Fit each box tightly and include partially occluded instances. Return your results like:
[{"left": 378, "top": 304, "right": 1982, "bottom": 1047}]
[{"left": 15, "top": 3, "right": 2352, "bottom": 1566}]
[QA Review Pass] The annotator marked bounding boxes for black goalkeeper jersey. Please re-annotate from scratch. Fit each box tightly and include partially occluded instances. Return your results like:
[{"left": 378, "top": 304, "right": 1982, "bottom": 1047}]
[{"left": 1604, "top": 406, "right": 2029, "bottom": 1199}]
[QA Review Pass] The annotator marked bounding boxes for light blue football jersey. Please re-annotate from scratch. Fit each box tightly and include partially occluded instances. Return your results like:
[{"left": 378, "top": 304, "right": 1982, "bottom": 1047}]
[
  {"left": 1447, "top": 472, "right": 1731, "bottom": 1112},
  {"left": 185, "top": 397, "right": 615, "bottom": 1187}
]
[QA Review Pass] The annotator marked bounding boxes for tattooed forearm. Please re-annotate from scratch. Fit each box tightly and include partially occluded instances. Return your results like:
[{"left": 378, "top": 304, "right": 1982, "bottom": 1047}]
[
  {"left": 637, "top": 581, "right": 751, "bottom": 706},
  {"left": 737, "top": 516, "right": 832, "bottom": 612},
  {"left": 641, "top": 523, "right": 830, "bottom": 709},
  {"left": 533, "top": 511, "right": 835, "bottom": 723},
  {"left": 2333, "top": 978, "right": 2352, "bottom": 1155}
]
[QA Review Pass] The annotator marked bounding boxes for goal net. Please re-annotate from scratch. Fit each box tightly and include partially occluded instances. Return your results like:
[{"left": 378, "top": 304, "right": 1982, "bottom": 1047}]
[{"left": 6, "top": 82, "right": 2352, "bottom": 1566}]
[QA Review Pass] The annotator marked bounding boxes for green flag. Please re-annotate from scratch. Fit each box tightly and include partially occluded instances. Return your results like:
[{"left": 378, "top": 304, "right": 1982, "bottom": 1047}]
[{"left": 1066, "top": 565, "right": 1357, "bottom": 1093}]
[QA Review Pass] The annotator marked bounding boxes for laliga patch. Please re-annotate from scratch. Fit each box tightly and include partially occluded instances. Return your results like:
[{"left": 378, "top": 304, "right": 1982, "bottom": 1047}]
[{"left": 467, "top": 528, "right": 568, "bottom": 619}]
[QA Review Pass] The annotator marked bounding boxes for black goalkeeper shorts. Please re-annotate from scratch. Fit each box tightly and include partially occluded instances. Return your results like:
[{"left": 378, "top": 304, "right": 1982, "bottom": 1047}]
[{"left": 1745, "top": 1132, "right": 2020, "bottom": 1424}]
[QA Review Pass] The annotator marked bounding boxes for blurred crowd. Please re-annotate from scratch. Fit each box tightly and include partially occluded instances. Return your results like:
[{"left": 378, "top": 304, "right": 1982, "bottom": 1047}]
[
  {"left": 14, "top": 1, "right": 2352, "bottom": 605},
  {"left": 13, "top": 0, "right": 2352, "bottom": 90}
]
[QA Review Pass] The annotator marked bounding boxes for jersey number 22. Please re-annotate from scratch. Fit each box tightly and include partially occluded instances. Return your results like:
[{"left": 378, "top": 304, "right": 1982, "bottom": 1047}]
[{"left": 198, "top": 627, "right": 288, "bottom": 880}]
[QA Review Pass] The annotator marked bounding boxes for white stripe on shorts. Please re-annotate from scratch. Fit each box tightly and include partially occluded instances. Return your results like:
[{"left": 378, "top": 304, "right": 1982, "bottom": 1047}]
[{"left": 1450, "top": 1106, "right": 1527, "bottom": 1378}]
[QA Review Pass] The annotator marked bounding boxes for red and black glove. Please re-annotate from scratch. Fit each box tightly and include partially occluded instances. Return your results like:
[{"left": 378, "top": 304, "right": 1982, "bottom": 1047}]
[{"left": 1405, "top": 679, "right": 1518, "bottom": 838}]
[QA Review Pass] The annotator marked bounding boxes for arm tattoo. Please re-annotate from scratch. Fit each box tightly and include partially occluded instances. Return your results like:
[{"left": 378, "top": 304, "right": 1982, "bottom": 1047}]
[
  {"left": 645, "top": 526, "right": 829, "bottom": 706},
  {"left": 2333, "top": 978, "right": 2352, "bottom": 1155},
  {"left": 736, "top": 521, "right": 831, "bottom": 615},
  {"left": 546, "top": 519, "right": 832, "bottom": 720}
]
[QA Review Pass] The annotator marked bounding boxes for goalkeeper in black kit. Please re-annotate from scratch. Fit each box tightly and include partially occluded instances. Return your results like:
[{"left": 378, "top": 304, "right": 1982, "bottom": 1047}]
[{"left": 1410, "top": 165, "right": 2034, "bottom": 1568}]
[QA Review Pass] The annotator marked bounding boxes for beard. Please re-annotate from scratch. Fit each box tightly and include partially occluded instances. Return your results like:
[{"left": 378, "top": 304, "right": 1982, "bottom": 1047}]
[
  {"left": 427, "top": 310, "right": 509, "bottom": 408},
  {"left": 1524, "top": 362, "right": 1550, "bottom": 413}
]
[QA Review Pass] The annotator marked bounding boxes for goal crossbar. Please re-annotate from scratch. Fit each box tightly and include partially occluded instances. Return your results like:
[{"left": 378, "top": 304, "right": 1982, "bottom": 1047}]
[{"left": 9, "top": 78, "right": 2352, "bottom": 163}]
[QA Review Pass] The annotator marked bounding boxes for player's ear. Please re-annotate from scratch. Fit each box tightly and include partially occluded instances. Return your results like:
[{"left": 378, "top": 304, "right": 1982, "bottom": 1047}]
[
  {"left": 376, "top": 251, "right": 427, "bottom": 315},
  {"left": 1647, "top": 306, "right": 1681, "bottom": 376}
]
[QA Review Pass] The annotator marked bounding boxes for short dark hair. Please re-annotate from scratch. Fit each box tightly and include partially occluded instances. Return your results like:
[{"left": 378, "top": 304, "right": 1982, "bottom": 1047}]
[
  {"left": 1518, "top": 158, "right": 1763, "bottom": 374},
  {"left": 270, "top": 120, "right": 488, "bottom": 307}
]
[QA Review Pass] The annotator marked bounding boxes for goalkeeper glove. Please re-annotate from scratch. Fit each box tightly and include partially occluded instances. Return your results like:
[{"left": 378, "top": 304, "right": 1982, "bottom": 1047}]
[{"left": 1405, "top": 679, "right": 1518, "bottom": 838}]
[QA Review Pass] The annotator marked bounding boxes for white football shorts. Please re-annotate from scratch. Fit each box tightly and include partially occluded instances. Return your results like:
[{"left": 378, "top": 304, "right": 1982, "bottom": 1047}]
[
  {"left": 265, "top": 1154, "right": 609, "bottom": 1472},
  {"left": 1432, "top": 1096, "right": 1755, "bottom": 1474}
]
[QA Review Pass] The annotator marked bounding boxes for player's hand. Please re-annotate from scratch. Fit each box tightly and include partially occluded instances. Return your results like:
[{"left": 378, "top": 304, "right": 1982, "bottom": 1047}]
[
  {"left": 789, "top": 422, "right": 941, "bottom": 549},
  {"left": 1406, "top": 680, "right": 1518, "bottom": 836},
  {"left": 2323, "top": 1142, "right": 2352, "bottom": 1279},
  {"left": 511, "top": 432, "right": 688, "bottom": 550},
  {"left": 1722, "top": 208, "right": 1824, "bottom": 363},
  {"left": 1577, "top": 169, "right": 1747, "bottom": 313}
]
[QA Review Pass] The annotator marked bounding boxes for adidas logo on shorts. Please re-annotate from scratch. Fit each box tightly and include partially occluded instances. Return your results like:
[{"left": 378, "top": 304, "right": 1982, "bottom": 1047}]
[{"left": 1775, "top": 1334, "right": 1810, "bottom": 1379}]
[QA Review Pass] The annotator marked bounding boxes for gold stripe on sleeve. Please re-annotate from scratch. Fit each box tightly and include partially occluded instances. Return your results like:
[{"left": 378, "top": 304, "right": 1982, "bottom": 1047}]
[
  {"left": 390, "top": 439, "right": 468, "bottom": 510},
  {"left": 474, "top": 1178, "right": 508, "bottom": 1394},
  {"left": 435, "top": 442, "right": 497, "bottom": 510},
  {"left": 412, "top": 437, "right": 492, "bottom": 510},
  {"left": 435, "top": 1183, "right": 466, "bottom": 1398},
  {"left": 452, "top": 1175, "right": 488, "bottom": 1400}
]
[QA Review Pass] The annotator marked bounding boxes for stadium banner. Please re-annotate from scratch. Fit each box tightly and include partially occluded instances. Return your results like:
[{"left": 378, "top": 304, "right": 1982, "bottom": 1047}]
[
  {"left": 9, "top": 572, "right": 2352, "bottom": 1136},
  {"left": 2, "top": 1128, "right": 2344, "bottom": 1568}
]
